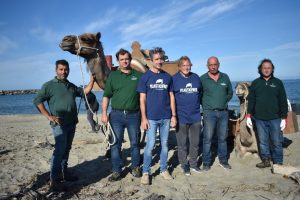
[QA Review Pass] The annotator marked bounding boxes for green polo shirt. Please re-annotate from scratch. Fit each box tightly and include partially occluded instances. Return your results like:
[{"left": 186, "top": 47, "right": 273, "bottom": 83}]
[
  {"left": 103, "top": 68, "right": 142, "bottom": 111},
  {"left": 200, "top": 72, "right": 233, "bottom": 111},
  {"left": 247, "top": 76, "right": 288, "bottom": 120},
  {"left": 33, "top": 77, "right": 83, "bottom": 125}
]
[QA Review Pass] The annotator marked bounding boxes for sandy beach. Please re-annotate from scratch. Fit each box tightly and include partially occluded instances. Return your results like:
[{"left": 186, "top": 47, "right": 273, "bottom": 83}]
[{"left": 0, "top": 114, "right": 299, "bottom": 200}]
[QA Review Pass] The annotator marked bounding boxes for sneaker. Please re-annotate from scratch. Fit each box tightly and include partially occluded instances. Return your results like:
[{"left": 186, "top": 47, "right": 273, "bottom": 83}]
[
  {"left": 141, "top": 173, "right": 150, "bottom": 185},
  {"left": 131, "top": 167, "right": 142, "bottom": 178},
  {"left": 181, "top": 166, "right": 191, "bottom": 176},
  {"left": 202, "top": 164, "right": 211, "bottom": 171},
  {"left": 256, "top": 159, "right": 271, "bottom": 168},
  {"left": 160, "top": 170, "right": 173, "bottom": 180},
  {"left": 219, "top": 162, "right": 232, "bottom": 170},
  {"left": 108, "top": 172, "right": 122, "bottom": 182},
  {"left": 190, "top": 167, "right": 202, "bottom": 173}
]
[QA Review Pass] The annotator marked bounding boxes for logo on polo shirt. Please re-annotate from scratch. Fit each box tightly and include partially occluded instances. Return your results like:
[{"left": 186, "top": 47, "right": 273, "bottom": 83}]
[
  {"left": 131, "top": 75, "right": 138, "bottom": 81},
  {"left": 150, "top": 79, "right": 168, "bottom": 90},
  {"left": 270, "top": 83, "right": 277, "bottom": 88},
  {"left": 180, "top": 83, "right": 198, "bottom": 93}
]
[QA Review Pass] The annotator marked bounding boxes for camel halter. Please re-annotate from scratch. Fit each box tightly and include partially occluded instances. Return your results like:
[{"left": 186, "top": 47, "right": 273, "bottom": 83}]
[{"left": 75, "top": 35, "right": 116, "bottom": 147}]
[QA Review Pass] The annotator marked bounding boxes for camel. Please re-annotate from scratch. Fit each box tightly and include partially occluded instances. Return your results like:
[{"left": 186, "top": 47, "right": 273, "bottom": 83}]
[
  {"left": 59, "top": 32, "right": 110, "bottom": 90},
  {"left": 231, "top": 82, "right": 258, "bottom": 158},
  {"left": 59, "top": 32, "right": 180, "bottom": 90}
]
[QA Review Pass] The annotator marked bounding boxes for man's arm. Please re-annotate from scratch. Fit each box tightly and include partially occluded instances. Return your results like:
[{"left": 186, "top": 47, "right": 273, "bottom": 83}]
[
  {"left": 36, "top": 103, "right": 61, "bottom": 125},
  {"left": 170, "top": 91, "right": 177, "bottom": 128},
  {"left": 140, "top": 93, "right": 149, "bottom": 130},
  {"left": 101, "top": 97, "right": 110, "bottom": 125},
  {"left": 84, "top": 74, "right": 96, "bottom": 94},
  {"left": 227, "top": 76, "right": 233, "bottom": 102}
]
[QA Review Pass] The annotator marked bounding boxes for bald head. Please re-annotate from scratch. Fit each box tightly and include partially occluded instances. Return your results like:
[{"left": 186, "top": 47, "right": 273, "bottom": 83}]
[
  {"left": 207, "top": 56, "right": 220, "bottom": 75},
  {"left": 207, "top": 56, "right": 219, "bottom": 65}
]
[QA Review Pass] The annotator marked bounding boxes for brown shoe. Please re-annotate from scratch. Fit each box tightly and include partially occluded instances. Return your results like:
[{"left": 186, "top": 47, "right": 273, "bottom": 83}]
[
  {"left": 256, "top": 159, "right": 271, "bottom": 168},
  {"left": 160, "top": 171, "right": 173, "bottom": 180},
  {"left": 141, "top": 173, "right": 150, "bottom": 185}
]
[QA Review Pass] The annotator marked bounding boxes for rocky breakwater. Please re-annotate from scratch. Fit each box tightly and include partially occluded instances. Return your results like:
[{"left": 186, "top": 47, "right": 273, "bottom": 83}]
[{"left": 0, "top": 89, "right": 38, "bottom": 95}]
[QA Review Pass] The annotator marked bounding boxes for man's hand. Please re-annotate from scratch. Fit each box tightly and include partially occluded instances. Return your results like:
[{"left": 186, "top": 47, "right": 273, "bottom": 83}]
[
  {"left": 141, "top": 117, "right": 150, "bottom": 130},
  {"left": 280, "top": 119, "right": 287, "bottom": 131},
  {"left": 246, "top": 114, "right": 253, "bottom": 129},
  {"left": 171, "top": 116, "right": 177, "bottom": 128},
  {"left": 101, "top": 113, "right": 109, "bottom": 125},
  {"left": 47, "top": 115, "right": 62, "bottom": 125}
]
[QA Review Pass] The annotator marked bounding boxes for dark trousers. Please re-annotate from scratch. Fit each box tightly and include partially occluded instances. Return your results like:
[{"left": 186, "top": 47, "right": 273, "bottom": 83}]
[{"left": 176, "top": 121, "right": 201, "bottom": 168}]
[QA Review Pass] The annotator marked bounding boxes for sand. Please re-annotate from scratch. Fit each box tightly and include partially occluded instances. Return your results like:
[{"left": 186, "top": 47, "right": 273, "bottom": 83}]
[{"left": 0, "top": 114, "right": 299, "bottom": 200}]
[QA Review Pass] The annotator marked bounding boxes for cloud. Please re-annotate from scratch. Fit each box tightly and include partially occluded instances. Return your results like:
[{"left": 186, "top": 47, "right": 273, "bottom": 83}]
[
  {"left": 84, "top": 7, "right": 137, "bottom": 32},
  {"left": 187, "top": 0, "right": 244, "bottom": 27},
  {"left": 0, "top": 35, "right": 17, "bottom": 54},
  {"left": 117, "top": 0, "right": 247, "bottom": 43},
  {"left": 266, "top": 42, "right": 300, "bottom": 52},
  {"left": 30, "top": 27, "right": 61, "bottom": 43}
]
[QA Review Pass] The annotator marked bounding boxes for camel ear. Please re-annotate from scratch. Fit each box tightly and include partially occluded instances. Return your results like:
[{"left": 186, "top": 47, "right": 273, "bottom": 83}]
[{"left": 96, "top": 32, "right": 101, "bottom": 41}]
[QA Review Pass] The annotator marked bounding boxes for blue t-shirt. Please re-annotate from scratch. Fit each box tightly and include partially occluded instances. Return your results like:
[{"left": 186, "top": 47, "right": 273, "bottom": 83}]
[
  {"left": 137, "top": 70, "right": 173, "bottom": 120},
  {"left": 172, "top": 72, "right": 202, "bottom": 124}
]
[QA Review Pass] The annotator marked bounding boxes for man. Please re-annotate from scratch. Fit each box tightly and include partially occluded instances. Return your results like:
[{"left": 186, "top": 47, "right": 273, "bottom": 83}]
[
  {"left": 33, "top": 59, "right": 95, "bottom": 191},
  {"left": 84, "top": 92, "right": 100, "bottom": 133},
  {"left": 246, "top": 58, "right": 288, "bottom": 168},
  {"left": 172, "top": 56, "right": 202, "bottom": 176},
  {"left": 200, "top": 56, "right": 233, "bottom": 171},
  {"left": 137, "top": 47, "right": 177, "bottom": 185},
  {"left": 101, "top": 48, "right": 142, "bottom": 182}
]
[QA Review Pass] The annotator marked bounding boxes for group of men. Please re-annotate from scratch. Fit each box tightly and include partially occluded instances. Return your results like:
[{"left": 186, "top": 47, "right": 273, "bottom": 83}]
[{"left": 34, "top": 47, "right": 288, "bottom": 191}]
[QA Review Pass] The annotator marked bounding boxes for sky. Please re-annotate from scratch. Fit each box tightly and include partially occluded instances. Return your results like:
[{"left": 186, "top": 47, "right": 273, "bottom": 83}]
[{"left": 0, "top": 0, "right": 300, "bottom": 90}]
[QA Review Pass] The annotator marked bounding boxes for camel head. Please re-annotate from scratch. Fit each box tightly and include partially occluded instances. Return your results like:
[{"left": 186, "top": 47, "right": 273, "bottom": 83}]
[
  {"left": 235, "top": 82, "right": 251, "bottom": 101},
  {"left": 60, "top": 32, "right": 101, "bottom": 58},
  {"left": 59, "top": 32, "right": 110, "bottom": 90}
]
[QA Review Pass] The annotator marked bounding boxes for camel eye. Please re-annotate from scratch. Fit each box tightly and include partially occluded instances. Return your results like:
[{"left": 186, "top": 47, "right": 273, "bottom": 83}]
[{"left": 81, "top": 37, "right": 92, "bottom": 43}]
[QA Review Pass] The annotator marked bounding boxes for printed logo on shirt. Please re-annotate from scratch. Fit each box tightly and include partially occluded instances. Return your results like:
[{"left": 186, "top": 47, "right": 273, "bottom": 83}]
[
  {"left": 220, "top": 82, "right": 227, "bottom": 86},
  {"left": 150, "top": 79, "right": 168, "bottom": 90},
  {"left": 131, "top": 75, "right": 138, "bottom": 81},
  {"left": 179, "top": 83, "right": 198, "bottom": 93},
  {"left": 270, "top": 83, "right": 277, "bottom": 88}
]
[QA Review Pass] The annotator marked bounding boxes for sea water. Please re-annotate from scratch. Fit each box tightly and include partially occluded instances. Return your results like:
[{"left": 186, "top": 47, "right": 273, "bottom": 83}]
[{"left": 0, "top": 79, "right": 299, "bottom": 115}]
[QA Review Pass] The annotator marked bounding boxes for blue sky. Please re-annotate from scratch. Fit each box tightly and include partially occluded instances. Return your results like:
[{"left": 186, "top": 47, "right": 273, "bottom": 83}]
[{"left": 0, "top": 0, "right": 300, "bottom": 90}]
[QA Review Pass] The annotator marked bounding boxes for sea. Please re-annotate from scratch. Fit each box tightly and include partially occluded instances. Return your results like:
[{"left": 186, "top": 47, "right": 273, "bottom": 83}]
[{"left": 0, "top": 79, "right": 299, "bottom": 115}]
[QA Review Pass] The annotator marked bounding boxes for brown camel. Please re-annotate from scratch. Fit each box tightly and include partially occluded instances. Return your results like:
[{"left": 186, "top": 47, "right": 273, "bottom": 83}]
[
  {"left": 232, "top": 82, "right": 258, "bottom": 157},
  {"left": 59, "top": 32, "right": 180, "bottom": 90},
  {"left": 59, "top": 32, "right": 110, "bottom": 90}
]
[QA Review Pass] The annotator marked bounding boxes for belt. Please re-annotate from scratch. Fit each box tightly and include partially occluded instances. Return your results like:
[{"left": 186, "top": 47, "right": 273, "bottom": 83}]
[
  {"left": 211, "top": 108, "right": 227, "bottom": 111},
  {"left": 112, "top": 109, "right": 139, "bottom": 114}
]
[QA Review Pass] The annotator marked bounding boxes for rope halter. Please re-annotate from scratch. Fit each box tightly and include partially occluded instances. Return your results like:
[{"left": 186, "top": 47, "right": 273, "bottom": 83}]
[{"left": 76, "top": 35, "right": 100, "bottom": 57}]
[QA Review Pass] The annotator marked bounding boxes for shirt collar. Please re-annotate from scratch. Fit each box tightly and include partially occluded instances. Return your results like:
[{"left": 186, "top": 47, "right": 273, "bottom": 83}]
[{"left": 53, "top": 76, "right": 69, "bottom": 83}]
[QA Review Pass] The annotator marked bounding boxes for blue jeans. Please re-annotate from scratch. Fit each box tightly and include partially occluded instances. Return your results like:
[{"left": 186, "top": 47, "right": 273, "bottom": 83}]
[
  {"left": 203, "top": 110, "right": 229, "bottom": 165},
  {"left": 143, "top": 119, "right": 170, "bottom": 174},
  {"left": 254, "top": 118, "right": 283, "bottom": 164},
  {"left": 51, "top": 123, "right": 76, "bottom": 180},
  {"left": 109, "top": 110, "right": 141, "bottom": 173}
]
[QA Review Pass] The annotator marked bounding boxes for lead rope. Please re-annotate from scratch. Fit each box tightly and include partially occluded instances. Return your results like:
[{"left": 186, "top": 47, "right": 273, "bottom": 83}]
[{"left": 76, "top": 35, "right": 116, "bottom": 147}]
